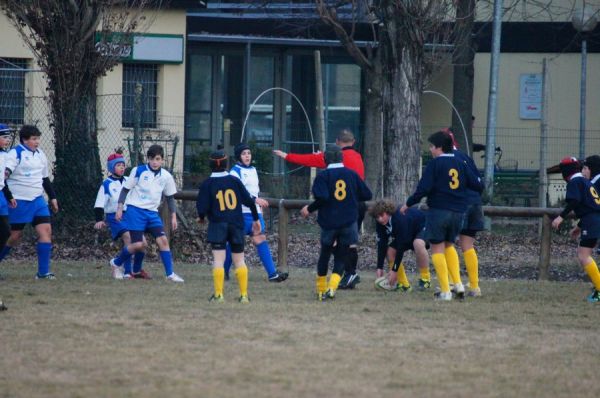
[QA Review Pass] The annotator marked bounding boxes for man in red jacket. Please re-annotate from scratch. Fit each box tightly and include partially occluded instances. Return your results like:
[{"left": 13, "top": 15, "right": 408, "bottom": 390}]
[{"left": 273, "top": 129, "right": 367, "bottom": 289}]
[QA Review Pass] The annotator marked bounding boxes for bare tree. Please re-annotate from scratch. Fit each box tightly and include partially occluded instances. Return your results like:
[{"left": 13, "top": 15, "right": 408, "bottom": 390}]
[
  {"left": 0, "top": 1, "right": 157, "bottom": 219},
  {"left": 317, "top": 0, "right": 455, "bottom": 204}
]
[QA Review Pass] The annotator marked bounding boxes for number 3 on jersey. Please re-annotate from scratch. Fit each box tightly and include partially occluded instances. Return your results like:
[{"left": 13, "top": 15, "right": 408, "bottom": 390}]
[
  {"left": 448, "top": 168, "right": 460, "bottom": 189},
  {"left": 216, "top": 189, "right": 237, "bottom": 210},
  {"left": 334, "top": 179, "right": 347, "bottom": 201}
]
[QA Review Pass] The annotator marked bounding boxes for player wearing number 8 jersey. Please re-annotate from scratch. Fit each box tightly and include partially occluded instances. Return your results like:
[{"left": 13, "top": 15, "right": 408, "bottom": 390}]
[
  {"left": 300, "top": 145, "right": 372, "bottom": 300},
  {"left": 400, "top": 131, "right": 483, "bottom": 301},
  {"left": 552, "top": 156, "right": 600, "bottom": 302},
  {"left": 196, "top": 150, "right": 261, "bottom": 303}
]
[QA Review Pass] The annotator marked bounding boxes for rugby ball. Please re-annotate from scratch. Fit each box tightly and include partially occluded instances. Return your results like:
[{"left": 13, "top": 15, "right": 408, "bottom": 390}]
[{"left": 374, "top": 276, "right": 392, "bottom": 291}]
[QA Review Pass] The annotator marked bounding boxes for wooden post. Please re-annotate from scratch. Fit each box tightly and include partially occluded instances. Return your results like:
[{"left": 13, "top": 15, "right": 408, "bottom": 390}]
[
  {"left": 538, "top": 214, "right": 551, "bottom": 280},
  {"left": 277, "top": 199, "right": 289, "bottom": 272},
  {"left": 160, "top": 203, "right": 171, "bottom": 240}
]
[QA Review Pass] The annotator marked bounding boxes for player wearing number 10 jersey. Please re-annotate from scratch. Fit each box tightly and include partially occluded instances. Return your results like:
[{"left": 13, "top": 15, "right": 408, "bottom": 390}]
[
  {"left": 301, "top": 145, "right": 372, "bottom": 300},
  {"left": 196, "top": 150, "right": 260, "bottom": 303}
]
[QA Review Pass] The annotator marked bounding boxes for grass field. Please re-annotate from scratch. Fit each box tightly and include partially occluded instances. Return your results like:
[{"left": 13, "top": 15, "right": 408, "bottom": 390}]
[{"left": 1, "top": 260, "right": 599, "bottom": 398}]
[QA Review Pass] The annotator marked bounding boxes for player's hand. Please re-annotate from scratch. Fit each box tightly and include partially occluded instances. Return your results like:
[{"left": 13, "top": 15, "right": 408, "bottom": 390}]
[
  {"left": 399, "top": 204, "right": 408, "bottom": 215},
  {"left": 376, "top": 268, "right": 385, "bottom": 278},
  {"left": 255, "top": 197, "right": 269, "bottom": 209},
  {"left": 300, "top": 205, "right": 310, "bottom": 218},
  {"left": 570, "top": 226, "right": 581, "bottom": 239},
  {"left": 50, "top": 199, "right": 59, "bottom": 213},
  {"left": 551, "top": 215, "right": 563, "bottom": 230},
  {"left": 115, "top": 207, "right": 123, "bottom": 222},
  {"left": 171, "top": 213, "right": 178, "bottom": 231},
  {"left": 94, "top": 221, "right": 106, "bottom": 230},
  {"left": 273, "top": 150, "right": 287, "bottom": 159},
  {"left": 251, "top": 220, "right": 261, "bottom": 235},
  {"left": 8, "top": 199, "right": 16, "bottom": 208},
  {"left": 196, "top": 217, "right": 205, "bottom": 224}
]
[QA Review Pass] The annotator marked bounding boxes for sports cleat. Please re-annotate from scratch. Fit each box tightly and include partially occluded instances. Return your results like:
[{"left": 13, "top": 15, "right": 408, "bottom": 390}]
[
  {"left": 338, "top": 273, "right": 360, "bottom": 289},
  {"left": 132, "top": 269, "right": 152, "bottom": 279},
  {"left": 587, "top": 289, "right": 600, "bottom": 303},
  {"left": 238, "top": 295, "right": 250, "bottom": 303},
  {"left": 398, "top": 285, "right": 412, "bottom": 293},
  {"left": 209, "top": 294, "right": 225, "bottom": 303},
  {"left": 35, "top": 273, "right": 56, "bottom": 280},
  {"left": 166, "top": 273, "right": 184, "bottom": 283},
  {"left": 434, "top": 291, "right": 452, "bottom": 301},
  {"left": 110, "top": 258, "right": 124, "bottom": 280},
  {"left": 323, "top": 289, "right": 335, "bottom": 300},
  {"left": 467, "top": 287, "right": 482, "bottom": 297},
  {"left": 0, "top": 299, "right": 6, "bottom": 311},
  {"left": 417, "top": 279, "right": 431, "bottom": 291},
  {"left": 453, "top": 283, "right": 465, "bottom": 300},
  {"left": 123, "top": 273, "right": 133, "bottom": 280},
  {"left": 224, "top": 272, "right": 230, "bottom": 281},
  {"left": 268, "top": 272, "right": 288, "bottom": 282}
]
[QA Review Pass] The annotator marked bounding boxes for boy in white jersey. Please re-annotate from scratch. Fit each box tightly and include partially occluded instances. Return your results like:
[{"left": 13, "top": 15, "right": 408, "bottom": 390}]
[
  {"left": 0, "top": 124, "right": 15, "bottom": 280},
  {"left": 111, "top": 145, "right": 183, "bottom": 282},
  {"left": 94, "top": 151, "right": 147, "bottom": 279},
  {"left": 224, "top": 143, "right": 287, "bottom": 282},
  {"left": 0, "top": 125, "right": 58, "bottom": 279}
]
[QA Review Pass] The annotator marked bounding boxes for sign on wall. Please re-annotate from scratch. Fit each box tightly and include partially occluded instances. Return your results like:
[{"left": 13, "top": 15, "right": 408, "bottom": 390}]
[
  {"left": 519, "top": 74, "right": 542, "bottom": 120},
  {"left": 95, "top": 33, "right": 184, "bottom": 64}
]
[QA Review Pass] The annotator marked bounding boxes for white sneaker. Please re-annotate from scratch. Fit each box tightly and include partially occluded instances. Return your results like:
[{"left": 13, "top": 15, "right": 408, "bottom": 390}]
[
  {"left": 434, "top": 291, "right": 453, "bottom": 301},
  {"left": 166, "top": 272, "right": 184, "bottom": 283},
  {"left": 454, "top": 282, "right": 465, "bottom": 299},
  {"left": 110, "top": 258, "right": 124, "bottom": 280}
]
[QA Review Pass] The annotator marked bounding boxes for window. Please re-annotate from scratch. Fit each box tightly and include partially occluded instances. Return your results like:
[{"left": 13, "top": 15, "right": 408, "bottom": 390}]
[
  {"left": 0, "top": 58, "right": 28, "bottom": 125},
  {"left": 122, "top": 63, "right": 158, "bottom": 128}
]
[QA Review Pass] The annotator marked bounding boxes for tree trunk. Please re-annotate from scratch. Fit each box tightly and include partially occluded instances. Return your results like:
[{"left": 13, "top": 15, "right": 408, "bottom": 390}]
[
  {"left": 362, "top": 57, "right": 383, "bottom": 201},
  {"left": 451, "top": 0, "right": 477, "bottom": 153}
]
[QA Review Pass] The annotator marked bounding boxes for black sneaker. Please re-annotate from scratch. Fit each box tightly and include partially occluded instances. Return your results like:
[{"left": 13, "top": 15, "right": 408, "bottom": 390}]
[
  {"left": 338, "top": 273, "right": 351, "bottom": 289},
  {"left": 345, "top": 273, "right": 361, "bottom": 289},
  {"left": 268, "top": 272, "right": 288, "bottom": 282},
  {"left": 0, "top": 299, "right": 6, "bottom": 311}
]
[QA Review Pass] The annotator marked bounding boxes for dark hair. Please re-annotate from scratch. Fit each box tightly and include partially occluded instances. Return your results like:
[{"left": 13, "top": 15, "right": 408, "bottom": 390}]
[
  {"left": 19, "top": 125, "right": 41, "bottom": 142},
  {"left": 209, "top": 150, "right": 228, "bottom": 172},
  {"left": 324, "top": 144, "right": 343, "bottom": 165},
  {"left": 428, "top": 131, "right": 453, "bottom": 153},
  {"left": 369, "top": 199, "right": 397, "bottom": 218},
  {"left": 584, "top": 155, "right": 600, "bottom": 178},
  {"left": 147, "top": 144, "right": 164, "bottom": 159}
]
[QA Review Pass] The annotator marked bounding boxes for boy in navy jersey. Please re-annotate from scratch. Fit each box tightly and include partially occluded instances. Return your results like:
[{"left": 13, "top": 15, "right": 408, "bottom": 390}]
[
  {"left": 300, "top": 145, "right": 372, "bottom": 300},
  {"left": 112, "top": 145, "right": 183, "bottom": 283},
  {"left": 370, "top": 199, "right": 431, "bottom": 292},
  {"left": 0, "top": 125, "right": 58, "bottom": 279},
  {"left": 197, "top": 150, "right": 261, "bottom": 303},
  {"left": 400, "top": 131, "right": 482, "bottom": 301},
  {"left": 94, "top": 151, "right": 147, "bottom": 279},
  {"left": 552, "top": 156, "right": 600, "bottom": 302}
]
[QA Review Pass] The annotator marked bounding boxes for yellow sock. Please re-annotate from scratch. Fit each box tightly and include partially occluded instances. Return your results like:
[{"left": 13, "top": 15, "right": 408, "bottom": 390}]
[
  {"left": 445, "top": 246, "right": 462, "bottom": 285},
  {"left": 464, "top": 248, "right": 479, "bottom": 289},
  {"left": 584, "top": 259, "right": 600, "bottom": 290},
  {"left": 316, "top": 275, "right": 327, "bottom": 294},
  {"left": 432, "top": 253, "right": 450, "bottom": 293},
  {"left": 235, "top": 265, "right": 248, "bottom": 297},
  {"left": 328, "top": 273, "right": 342, "bottom": 291},
  {"left": 213, "top": 267, "right": 225, "bottom": 297},
  {"left": 388, "top": 259, "right": 394, "bottom": 271},
  {"left": 419, "top": 266, "right": 431, "bottom": 282},
  {"left": 397, "top": 263, "right": 410, "bottom": 288}
]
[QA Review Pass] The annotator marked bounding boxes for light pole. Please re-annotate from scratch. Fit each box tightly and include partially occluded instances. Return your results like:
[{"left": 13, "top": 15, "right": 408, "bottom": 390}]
[{"left": 572, "top": 7, "right": 598, "bottom": 160}]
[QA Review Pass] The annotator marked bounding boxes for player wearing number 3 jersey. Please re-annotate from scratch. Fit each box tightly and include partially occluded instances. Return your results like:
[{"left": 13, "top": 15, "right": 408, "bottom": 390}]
[
  {"left": 300, "top": 145, "right": 372, "bottom": 301},
  {"left": 401, "top": 131, "right": 483, "bottom": 301},
  {"left": 196, "top": 150, "right": 260, "bottom": 303}
]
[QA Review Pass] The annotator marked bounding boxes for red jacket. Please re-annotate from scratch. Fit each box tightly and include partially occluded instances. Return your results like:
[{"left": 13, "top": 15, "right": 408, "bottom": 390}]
[{"left": 285, "top": 147, "right": 365, "bottom": 180}]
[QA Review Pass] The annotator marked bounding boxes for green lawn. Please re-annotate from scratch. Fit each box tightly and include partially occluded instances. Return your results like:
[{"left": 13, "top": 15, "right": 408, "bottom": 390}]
[{"left": 0, "top": 260, "right": 599, "bottom": 398}]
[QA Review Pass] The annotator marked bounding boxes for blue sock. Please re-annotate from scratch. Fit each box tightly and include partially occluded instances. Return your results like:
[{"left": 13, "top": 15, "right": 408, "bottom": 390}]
[
  {"left": 224, "top": 244, "right": 232, "bottom": 277},
  {"left": 0, "top": 246, "right": 11, "bottom": 262},
  {"left": 115, "top": 247, "right": 132, "bottom": 266},
  {"left": 123, "top": 258, "right": 132, "bottom": 275},
  {"left": 160, "top": 250, "right": 173, "bottom": 276},
  {"left": 257, "top": 241, "right": 277, "bottom": 277},
  {"left": 37, "top": 242, "right": 52, "bottom": 276},
  {"left": 133, "top": 252, "right": 145, "bottom": 273}
]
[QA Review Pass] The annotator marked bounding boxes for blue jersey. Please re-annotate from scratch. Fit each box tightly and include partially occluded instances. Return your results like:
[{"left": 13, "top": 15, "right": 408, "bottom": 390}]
[
  {"left": 376, "top": 208, "right": 425, "bottom": 267},
  {"left": 565, "top": 174, "right": 600, "bottom": 219},
  {"left": 196, "top": 172, "right": 258, "bottom": 228},
  {"left": 406, "top": 153, "right": 483, "bottom": 213},
  {"left": 453, "top": 149, "right": 482, "bottom": 205},
  {"left": 311, "top": 164, "right": 372, "bottom": 229}
]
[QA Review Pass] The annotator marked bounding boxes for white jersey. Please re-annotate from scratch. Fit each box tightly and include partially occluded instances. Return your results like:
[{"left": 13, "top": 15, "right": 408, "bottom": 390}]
[
  {"left": 0, "top": 151, "right": 7, "bottom": 191},
  {"left": 94, "top": 176, "right": 128, "bottom": 214},
  {"left": 5, "top": 144, "right": 49, "bottom": 201},
  {"left": 230, "top": 163, "right": 261, "bottom": 214},
  {"left": 123, "top": 164, "right": 177, "bottom": 212}
]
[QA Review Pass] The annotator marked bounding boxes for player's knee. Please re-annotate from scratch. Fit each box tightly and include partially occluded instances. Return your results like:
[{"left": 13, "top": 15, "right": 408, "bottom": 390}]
[{"left": 252, "top": 234, "right": 266, "bottom": 245}]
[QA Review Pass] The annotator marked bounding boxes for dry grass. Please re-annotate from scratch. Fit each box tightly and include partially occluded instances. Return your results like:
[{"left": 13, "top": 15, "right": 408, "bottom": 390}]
[{"left": 1, "top": 260, "right": 599, "bottom": 398}]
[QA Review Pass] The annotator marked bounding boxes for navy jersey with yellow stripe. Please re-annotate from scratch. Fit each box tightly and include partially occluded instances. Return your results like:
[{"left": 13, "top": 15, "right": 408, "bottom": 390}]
[
  {"left": 453, "top": 149, "right": 482, "bottom": 205},
  {"left": 406, "top": 153, "right": 483, "bottom": 212},
  {"left": 565, "top": 174, "right": 600, "bottom": 219},
  {"left": 196, "top": 172, "right": 257, "bottom": 228},
  {"left": 312, "top": 164, "right": 372, "bottom": 229},
  {"left": 376, "top": 208, "right": 425, "bottom": 267}
]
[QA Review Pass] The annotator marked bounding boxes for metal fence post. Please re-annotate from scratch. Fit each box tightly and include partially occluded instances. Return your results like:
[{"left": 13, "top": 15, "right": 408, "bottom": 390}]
[
  {"left": 277, "top": 199, "right": 289, "bottom": 271},
  {"left": 539, "top": 214, "right": 551, "bottom": 280}
]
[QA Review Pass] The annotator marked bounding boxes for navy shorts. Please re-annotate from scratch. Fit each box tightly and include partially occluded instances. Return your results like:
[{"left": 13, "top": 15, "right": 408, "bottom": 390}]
[
  {"left": 578, "top": 213, "right": 600, "bottom": 245},
  {"left": 106, "top": 213, "right": 128, "bottom": 240},
  {"left": 460, "top": 204, "right": 485, "bottom": 236},
  {"left": 424, "top": 208, "right": 465, "bottom": 244},
  {"left": 320, "top": 222, "right": 359, "bottom": 247},
  {"left": 207, "top": 222, "right": 245, "bottom": 252},
  {"left": 9, "top": 196, "right": 50, "bottom": 225}
]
